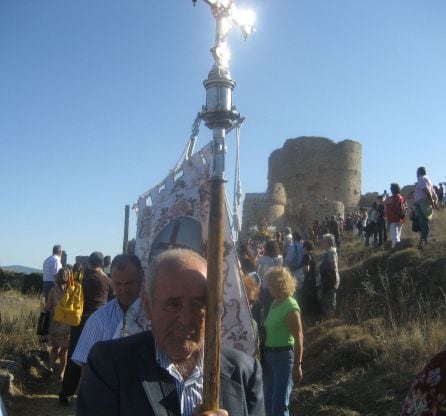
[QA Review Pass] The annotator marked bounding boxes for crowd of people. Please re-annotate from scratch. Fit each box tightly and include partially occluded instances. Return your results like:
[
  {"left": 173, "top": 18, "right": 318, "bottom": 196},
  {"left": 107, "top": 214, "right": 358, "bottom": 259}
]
[
  {"left": 304, "top": 166, "right": 443, "bottom": 251},
  {"left": 40, "top": 236, "right": 328, "bottom": 415},
  {"left": 40, "top": 246, "right": 263, "bottom": 416},
  {"left": 238, "top": 227, "right": 341, "bottom": 415},
  {"left": 29, "top": 166, "right": 444, "bottom": 416},
  {"left": 236, "top": 166, "right": 444, "bottom": 415}
]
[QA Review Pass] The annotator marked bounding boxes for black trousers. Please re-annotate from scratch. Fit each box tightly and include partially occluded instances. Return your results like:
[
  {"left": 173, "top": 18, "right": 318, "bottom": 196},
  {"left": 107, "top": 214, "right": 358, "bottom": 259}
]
[
  {"left": 60, "top": 323, "right": 84, "bottom": 397},
  {"left": 377, "top": 219, "right": 387, "bottom": 245}
]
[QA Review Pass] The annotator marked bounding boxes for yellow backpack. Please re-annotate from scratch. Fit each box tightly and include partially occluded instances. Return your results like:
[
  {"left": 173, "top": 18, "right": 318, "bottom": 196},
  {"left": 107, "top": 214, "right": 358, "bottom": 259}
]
[{"left": 54, "top": 273, "right": 84, "bottom": 326}]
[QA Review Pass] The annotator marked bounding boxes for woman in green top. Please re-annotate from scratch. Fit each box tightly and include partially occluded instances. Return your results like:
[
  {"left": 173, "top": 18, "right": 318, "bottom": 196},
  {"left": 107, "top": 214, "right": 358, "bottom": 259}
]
[{"left": 263, "top": 266, "right": 304, "bottom": 416}]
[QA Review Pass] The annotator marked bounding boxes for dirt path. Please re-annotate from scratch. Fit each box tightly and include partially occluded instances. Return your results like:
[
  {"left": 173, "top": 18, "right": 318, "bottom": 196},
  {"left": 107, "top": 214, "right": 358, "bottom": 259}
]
[{"left": 7, "top": 378, "right": 75, "bottom": 416}]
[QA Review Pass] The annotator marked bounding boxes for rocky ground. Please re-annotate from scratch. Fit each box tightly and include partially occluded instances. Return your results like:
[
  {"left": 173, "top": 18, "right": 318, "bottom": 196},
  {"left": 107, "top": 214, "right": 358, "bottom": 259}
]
[{"left": 1, "top": 349, "right": 75, "bottom": 416}]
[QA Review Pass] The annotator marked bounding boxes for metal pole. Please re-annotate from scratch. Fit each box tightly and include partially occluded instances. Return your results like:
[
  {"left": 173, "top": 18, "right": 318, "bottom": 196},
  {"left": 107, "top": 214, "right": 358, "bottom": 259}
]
[{"left": 123, "top": 204, "right": 130, "bottom": 253}]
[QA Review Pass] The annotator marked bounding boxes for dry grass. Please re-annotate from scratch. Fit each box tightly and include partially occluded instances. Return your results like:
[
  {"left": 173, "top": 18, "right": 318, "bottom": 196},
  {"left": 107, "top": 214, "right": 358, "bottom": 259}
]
[
  {"left": 296, "top": 316, "right": 446, "bottom": 415},
  {"left": 293, "top": 209, "right": 446, "bottom": 415},
  {"left": 0, "top": 290, "right": 41, "bottom": 357},
  {"left": 1, "top": 210, "right": 445, "bottom": 415}
]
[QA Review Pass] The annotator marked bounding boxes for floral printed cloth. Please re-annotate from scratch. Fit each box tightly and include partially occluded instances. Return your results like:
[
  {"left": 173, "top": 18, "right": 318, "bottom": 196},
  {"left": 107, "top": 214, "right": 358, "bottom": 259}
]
[
  {"left": 401, "top": 350, "right": 446, "bottom": 416},
  {"left": 135, "top": 142, "right": 256, "bottom": 356}
]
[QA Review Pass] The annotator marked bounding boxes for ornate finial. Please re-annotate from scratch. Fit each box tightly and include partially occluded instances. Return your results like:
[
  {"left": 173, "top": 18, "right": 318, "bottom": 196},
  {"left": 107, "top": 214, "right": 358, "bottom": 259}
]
[{"left": 193, "top": 0, "right": 255, "bottom": 69}]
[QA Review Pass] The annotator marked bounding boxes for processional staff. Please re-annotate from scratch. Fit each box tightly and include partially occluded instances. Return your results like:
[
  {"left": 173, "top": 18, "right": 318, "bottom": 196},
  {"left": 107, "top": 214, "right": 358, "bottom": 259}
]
[{"left": 192, "top": 0, "right": 255, "bottom": 411}]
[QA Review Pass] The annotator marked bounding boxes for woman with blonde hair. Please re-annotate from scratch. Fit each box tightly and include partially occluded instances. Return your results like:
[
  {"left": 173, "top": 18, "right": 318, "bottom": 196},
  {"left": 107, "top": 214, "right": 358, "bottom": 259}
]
[
  {"left": 45, "top": 266, "right": 72, "bottom": 379},
  {"left": 263, "top": 266, "right": 304, "bottom": 416}
]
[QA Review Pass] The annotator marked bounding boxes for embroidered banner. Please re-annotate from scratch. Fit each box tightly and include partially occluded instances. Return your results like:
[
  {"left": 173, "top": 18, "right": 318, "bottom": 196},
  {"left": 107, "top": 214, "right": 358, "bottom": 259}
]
[{"left": 135, "top": 142, "right": 255, "bottom": 356}]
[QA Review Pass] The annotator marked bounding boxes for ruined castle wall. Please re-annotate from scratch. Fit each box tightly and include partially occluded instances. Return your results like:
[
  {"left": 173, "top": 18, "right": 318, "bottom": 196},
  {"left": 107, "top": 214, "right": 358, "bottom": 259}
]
[
  {"left": 286, "top": 198, "right": 344, "bottom": 236},
  {"left": 265, "top": 202, "right": 285, "bottom": 229},
  {"left": 242, "top": 194, "right": 272, "bottom": 232},
  {"left": 242, "top": 191, "right": 286, "bottom": 232},
  {"left": 268, "top": 137, "right": 361, "bottom": 209}
]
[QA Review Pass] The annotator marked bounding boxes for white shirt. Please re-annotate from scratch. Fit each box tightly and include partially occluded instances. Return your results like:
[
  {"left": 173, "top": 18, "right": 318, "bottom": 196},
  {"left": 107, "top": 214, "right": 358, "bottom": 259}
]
[
  {"left": 414, "top": 175, "right": 437, "bottom": 204},
  {"left": 42, "top": 254, "right": 62, "bottom": 282},
  {"left": 256, "top": 255, "right": 283, "bottom": 289}
]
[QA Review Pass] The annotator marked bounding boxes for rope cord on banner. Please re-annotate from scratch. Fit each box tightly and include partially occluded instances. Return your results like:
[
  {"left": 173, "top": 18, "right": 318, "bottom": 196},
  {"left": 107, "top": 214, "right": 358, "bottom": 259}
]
[
  {"left": 135, "top": 114, "right": 245, "bottom": 233},
  {"left": 137, "top": 114, "right": 202, "bottom": 201},
  {"left": 232, "top": 122, "right": 243, "bottom": 237}
]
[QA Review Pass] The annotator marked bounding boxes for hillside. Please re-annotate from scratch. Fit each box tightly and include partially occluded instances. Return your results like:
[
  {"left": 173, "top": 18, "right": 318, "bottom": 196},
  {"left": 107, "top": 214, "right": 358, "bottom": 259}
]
[
  {"left": 1, "top": 208, "right": 445, "bottom": 415},
  {"left": 292, "top": 207, "right": 446, "bottom": 415},
  {"left": 1, "top": 265, "right": 42, "bottom": 274}
]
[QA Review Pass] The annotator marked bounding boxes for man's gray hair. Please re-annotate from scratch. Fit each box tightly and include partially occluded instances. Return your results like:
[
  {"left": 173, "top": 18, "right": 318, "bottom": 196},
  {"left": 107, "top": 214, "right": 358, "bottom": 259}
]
[
  {"left": 322, "top": 233, "right": 336, "bottom": 248},
  {"left": 53, "top": 244, "right": 62, "bottom": 255},
  {"left": 143, "top": 248, "right": 207, "bottom": 301}
]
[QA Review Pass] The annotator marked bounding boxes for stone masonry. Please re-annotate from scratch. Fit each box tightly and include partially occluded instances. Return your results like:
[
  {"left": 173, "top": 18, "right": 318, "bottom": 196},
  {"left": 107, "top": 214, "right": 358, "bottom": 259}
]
[{"left": 242, "top": 136, "right": 362, "bottom": 236}]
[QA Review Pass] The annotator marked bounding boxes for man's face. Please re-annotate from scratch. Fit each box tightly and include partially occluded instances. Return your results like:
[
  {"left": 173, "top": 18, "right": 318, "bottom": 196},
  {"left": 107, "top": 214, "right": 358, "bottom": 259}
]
[
  {"left": 111, "top": 264, "right": 142, "bottom": 309},
  {"left": 144, "top": 258, "right": 207, "bottom": 361}
]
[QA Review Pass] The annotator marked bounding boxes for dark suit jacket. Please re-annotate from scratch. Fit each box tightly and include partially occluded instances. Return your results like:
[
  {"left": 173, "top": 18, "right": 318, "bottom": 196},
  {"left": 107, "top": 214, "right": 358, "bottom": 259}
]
[{"left": 76, "top": 331, "right": 265, "bottom": 416}]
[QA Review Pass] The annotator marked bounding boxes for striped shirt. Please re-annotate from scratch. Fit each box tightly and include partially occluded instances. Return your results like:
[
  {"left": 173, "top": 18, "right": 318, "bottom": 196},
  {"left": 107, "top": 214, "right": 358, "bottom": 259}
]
[
  {"left": 72, "top": 298, "right": 147, "bottom": 365},
  {"left": 155, "top": 342, "right": 203, "bottom": 416}
]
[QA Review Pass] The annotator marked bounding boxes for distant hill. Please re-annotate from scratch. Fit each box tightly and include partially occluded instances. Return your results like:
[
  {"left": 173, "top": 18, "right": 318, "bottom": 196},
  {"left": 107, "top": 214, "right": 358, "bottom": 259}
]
[{"left": 1, "top": 265, "right": 42, "bottom": 274}]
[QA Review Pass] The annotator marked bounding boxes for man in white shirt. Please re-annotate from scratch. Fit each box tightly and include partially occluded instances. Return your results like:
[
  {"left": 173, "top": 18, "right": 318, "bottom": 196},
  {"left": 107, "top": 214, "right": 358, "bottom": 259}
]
[{"left": 42, "top": 244, "right": 63, "bottom": 302}]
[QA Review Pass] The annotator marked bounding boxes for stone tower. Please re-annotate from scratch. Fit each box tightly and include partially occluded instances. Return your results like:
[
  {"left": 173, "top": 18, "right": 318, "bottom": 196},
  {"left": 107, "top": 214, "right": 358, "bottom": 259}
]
[
  {"left": 268, "top": 137, "right": 361, "bottom": 210},
  {"left": 241, "top": 136, "right": 362, "bottom": 236},
  {"left": 265, "top": 183, "right": 286, "bottom": 227}
]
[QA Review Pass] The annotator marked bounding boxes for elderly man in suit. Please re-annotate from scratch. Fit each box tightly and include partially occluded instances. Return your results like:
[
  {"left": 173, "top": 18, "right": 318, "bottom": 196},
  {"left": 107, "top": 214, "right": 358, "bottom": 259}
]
[{"left": 76, "top": 248, "right": 264, "bottom": 416}]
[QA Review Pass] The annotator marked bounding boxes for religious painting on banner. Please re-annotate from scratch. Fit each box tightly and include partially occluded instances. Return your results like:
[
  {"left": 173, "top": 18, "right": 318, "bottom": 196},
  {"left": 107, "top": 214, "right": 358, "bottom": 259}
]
[{"left": 135, "top": 142, "right": 255, "bottom": 356}]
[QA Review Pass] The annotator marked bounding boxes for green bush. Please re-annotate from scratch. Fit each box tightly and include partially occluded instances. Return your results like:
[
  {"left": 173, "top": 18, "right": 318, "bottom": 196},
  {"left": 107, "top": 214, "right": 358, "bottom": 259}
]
[
  {"left": 0, "top": 268, "right": 16, "bottom": 290},
  {"left": 21, "top": 273, "right": 43, "bottom": 294}
]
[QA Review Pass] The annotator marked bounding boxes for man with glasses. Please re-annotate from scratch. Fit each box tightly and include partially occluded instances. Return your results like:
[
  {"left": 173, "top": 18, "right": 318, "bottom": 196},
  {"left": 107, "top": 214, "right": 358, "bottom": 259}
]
[{"left": 77, "top": 248, "right": 264, "bottom": 416}]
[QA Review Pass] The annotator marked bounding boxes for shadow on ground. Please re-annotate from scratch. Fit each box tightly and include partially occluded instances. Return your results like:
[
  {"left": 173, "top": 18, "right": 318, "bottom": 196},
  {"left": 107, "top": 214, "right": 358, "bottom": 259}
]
[{"left": 6, "top": 377, "right": 75, "bottom": 416}]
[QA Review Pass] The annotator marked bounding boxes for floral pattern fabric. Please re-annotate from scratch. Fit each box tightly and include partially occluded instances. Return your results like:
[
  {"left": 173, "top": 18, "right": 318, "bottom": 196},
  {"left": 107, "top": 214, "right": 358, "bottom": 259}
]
[
  {"left": 401, "top": 350, "right": 446, "bottom": 416},
  {"left": 135, "top": 142, "right": 255, "bottom": 356}
]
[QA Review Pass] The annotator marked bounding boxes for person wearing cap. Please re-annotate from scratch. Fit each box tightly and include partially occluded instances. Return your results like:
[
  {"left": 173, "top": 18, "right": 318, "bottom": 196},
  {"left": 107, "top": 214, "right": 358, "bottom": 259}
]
[{"left": 59, "top": 251, "right": 113, "bottom": 406}]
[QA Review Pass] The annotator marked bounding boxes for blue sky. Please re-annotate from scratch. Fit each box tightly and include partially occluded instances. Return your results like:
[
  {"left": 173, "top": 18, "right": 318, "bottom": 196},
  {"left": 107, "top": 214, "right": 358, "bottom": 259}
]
[{"left": 1, "top": 0, "right": 445, "bottom": 268}]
